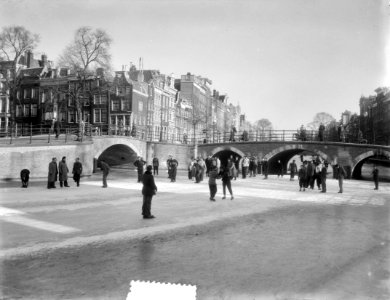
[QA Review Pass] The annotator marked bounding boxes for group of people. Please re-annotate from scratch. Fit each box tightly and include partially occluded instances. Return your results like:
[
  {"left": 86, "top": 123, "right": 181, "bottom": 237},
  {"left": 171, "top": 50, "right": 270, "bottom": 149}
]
[
  {"left": 296, "top": 159, "right": 329, "bottom": 192},
  {"left": 47, "top": 156, "right": 83, "bottom": 189}
]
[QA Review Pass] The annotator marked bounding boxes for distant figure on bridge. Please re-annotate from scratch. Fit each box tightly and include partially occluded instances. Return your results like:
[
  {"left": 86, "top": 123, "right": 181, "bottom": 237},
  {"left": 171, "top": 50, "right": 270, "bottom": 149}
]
[
  {"left": 47, "top": 157, "right": 58, "bottom": 189},
  {"left": 20, "top": 169, "right": 30, "bottom": 188},
  {"left": 334, "top": 163, "right": 346, "bottom": 193},
  {"left": 318, "top": 123, "right": 325, "bottom": 141},
  {"left": 229, "top": 125, "right": 237, "bottom": 142},
  {"left": 288, "top": 160, "right": 297, "bottom": 181},
  {"left": 142, "top": 165, "right": 157, "bottom": 219},
  {"left": 372, "top": 165, "right": 379, "bottom": 190},
  {"left": 59, "top": 156, "right": 70, "bottom": 188},
  {"left": 72, "top": 157, "right": 83, "bottom": 187},
  {"left": 53, "top": 119, "right": 61, "bottom": 139},
  {"left": 134, "top": 156, "right": 146, "bottom": 183},
  {"left": 100, "top": 160, "right": 110, "bottom": 188},
  {"left": 152, "top": 155, "right": 159, "bottom": 175}
]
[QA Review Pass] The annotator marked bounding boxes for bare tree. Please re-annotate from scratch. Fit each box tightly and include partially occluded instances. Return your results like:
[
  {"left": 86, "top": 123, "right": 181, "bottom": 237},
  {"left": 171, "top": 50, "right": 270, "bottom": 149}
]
[
  {"left": 254, "top": 118, "right": 273, "bottom": 141},
  {"left": 0, "top": 26, "right": 40, "bottom": 133},
  {"left": 307, "top": 112, "right": 335, "bottom": 130},
  {"left": 56, "top": 26, "right": 112, "bottom": 140}
]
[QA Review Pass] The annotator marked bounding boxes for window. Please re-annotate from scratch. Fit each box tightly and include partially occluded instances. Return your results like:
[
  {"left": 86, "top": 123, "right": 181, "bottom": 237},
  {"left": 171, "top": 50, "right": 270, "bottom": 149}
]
[
  {"left": 121, "top": 99, "right": 130, "bottom": 111},
  {"left": 68, "top": 110, "right": 76, "bottom": 123},
  {"left": 0, "top": 96, "right": 6, "bottom": 113},
  {"left": 112, "top": 100, "right": 120, "bottom": 111},
  {"left": 31, "top": 104, "right": 37, "bottom": 117},
  {"left": 94, "top": 108, "right": 107, "bottom": 123},
  {"left": 94, "top": 94, "right": 108, "bottom": 105},
  {"left": 138, "top": 101, "right": 143, "bottom": 112},
  {"left": 24, "top": 105, "right": 30, "bottom": 117}
]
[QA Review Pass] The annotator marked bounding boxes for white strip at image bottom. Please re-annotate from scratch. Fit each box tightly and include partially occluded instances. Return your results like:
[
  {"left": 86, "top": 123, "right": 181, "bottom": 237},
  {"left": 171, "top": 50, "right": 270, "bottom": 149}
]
[{"left": 126, "top": 280, "right": 196, "bottom": 300}]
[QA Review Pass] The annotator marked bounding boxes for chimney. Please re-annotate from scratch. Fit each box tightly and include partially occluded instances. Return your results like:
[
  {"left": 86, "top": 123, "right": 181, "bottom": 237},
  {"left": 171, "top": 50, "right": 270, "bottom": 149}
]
[
  {"left": 96, "top": 68, "right": 105, "bottom": 77},
  {"left": 27, "top": 50, "right": 33, "bottom": 68},
  {"left": 41, "top": 54, "right": 48, "bottom": 67}
]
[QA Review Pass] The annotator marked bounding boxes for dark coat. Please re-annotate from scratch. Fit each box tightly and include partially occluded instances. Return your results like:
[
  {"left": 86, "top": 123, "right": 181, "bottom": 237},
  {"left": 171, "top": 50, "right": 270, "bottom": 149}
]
[
  {"left": 142, "top": 171, "right": 157, "bottom": 196},
  {"left": 72, "top": 161, "right": 83, "bottom": 175},
  {"left": 48, "top": 161, "right": 58, "bottom": 182},
  {"left": 100, "top": 161, "right": 110, "bottom": 175},
  {"left": 134, "top": 159, "right": 146, "bottom": 172},
  {"left": 58, "top": 160, "right": 69, "bottom": 181}
]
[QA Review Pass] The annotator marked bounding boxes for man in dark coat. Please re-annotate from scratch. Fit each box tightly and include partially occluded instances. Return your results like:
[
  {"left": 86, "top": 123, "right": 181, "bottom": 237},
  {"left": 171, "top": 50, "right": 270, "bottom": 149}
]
[
  {"left": 152, "top": 155, "right": 159, "bottom": 175},
  {"left": 20, "top": 169, "right": 30, "bottom": 188},
  {"left": 72, "top": 157, "right": 83, "bottom": 187},
  {"left": 306, "top": 160, "right": 315, "bottom": 189},
  {"left": 100, "top": 160, "right": 110, "bottom": 188},
  {"left": 372, "top": 165, "right": 379, "bottom": 190},
  {"left": 142, "top": 165, "right": 157, "bottom": 219},
  {"left": 334, "top": 163, "right": 346, "bottom": 193},
  {"left": 320, "top": 162, "right": 328, "bottom": 193},
  {"left": 289, "top": 160, "right": 298, "bottom": 181},
  {"left": 262, "top": 159, "right": 269, "bottom": 179},
  {"left": 167, "top": 155, "right": 179, "bottom": 182},
  {"left": 276, "top": 160, "right": 283, "bottom": 178},
  {"left": 47, "top": 157, "right": 58, "bottom": 189},
  {"left": 58, "top": 156, "right": 70, "bottom": 188},
  {"left": 134, "top": 156, "right": 146, "bottom": 182},
  {"left": 54, "top": 119, "right": 61, "bottom": 139}
]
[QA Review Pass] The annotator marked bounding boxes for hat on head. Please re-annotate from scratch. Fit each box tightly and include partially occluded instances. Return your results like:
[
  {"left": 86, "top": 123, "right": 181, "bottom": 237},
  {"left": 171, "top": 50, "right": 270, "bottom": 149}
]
[{"left": 146, "top": 165, "right": 153, "bottom": 171}]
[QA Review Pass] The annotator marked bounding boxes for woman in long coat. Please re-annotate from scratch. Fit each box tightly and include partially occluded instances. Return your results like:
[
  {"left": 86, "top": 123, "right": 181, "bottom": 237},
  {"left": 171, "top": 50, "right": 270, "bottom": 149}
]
[
  {"left": 142, "top": 165, "right": 158, "bottom": 219},
  {"left": 47, "top": 157, "right": 58, "bottom": 189}
]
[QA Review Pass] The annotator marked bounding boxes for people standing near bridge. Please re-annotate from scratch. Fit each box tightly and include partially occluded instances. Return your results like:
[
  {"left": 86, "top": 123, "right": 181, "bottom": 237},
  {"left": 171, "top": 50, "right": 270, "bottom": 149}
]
[
  {"left": 59, "top": 156, "right": 70, "bottom": 188},
  {"left": 208, "top": 165, "right": 219, "bottom": 201},
  {"left": 72, "top": 157, "right": 83, "bottom": 187},
  {"left": 47, "top": 157, "right": 58, "bottom": 189},
  {"left": 100, "top": 160, "right": 110, "bottom": 188},
  {"left": 262, "top": 158, "right": 269, "bottom": 179},
  {"left": 372, "top": 165, "right": 379, "bottom": 190},
  {"left": 242, "top": 155, "right": 249, "bottom": 179},
  {"left": 257, "top": 158, "right": 262, "bottom": 175},
  {"left": 306, "top": 160, "right": 315, "bottom": 189},
  {"left": 289, "top": 160, "right": 298, "bottom": 181},
  {"left": 20, "top": 169, "right": 30, "bottom": 188},
  {"left": 276, "top": 160, "right": 283, "bottom": 178},
  {"left": 334, "top": 163, "right": 346, "bottom": 193},
  {"left": 318, "top": 123, "right": 325, "bottom": 141},
  {"left": 142, "top": 165, "right": 157, "bottom": 219},
  {"left": 134, "top": 156, "right": 146, "bottom": 183},
  {"left": 198, "top": 157, "right": 206, "bottom": 182},
  {"left": 298, "top": 164, "right": 307, "bottom": 191},
  {"left": 220, "top": 166, "right": 234, "bottom": 200},
  {"left": 152, "top": 155, "right": 159, "bottom": 176},
  {"left": 320, "top": 162, "right": 328, "bottom": 193},
  {"left": 249, "top": 156, "right": 257, "bottom": 177}
]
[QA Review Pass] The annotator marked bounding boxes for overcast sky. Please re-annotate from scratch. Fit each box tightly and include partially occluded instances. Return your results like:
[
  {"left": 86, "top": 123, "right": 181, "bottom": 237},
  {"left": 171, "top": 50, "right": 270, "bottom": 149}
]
[{"left": 1, "top": 0, "right": 388, "bottom": 129}]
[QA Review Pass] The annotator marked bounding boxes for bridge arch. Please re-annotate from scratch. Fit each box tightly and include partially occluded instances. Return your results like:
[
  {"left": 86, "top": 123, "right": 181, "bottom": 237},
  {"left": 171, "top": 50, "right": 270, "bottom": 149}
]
[
  {"left": 263, "top": 144, "right": 330, "bottom": 174},
  {"left": 352, "top": 150, "right": 390, "bottom": 179},
  {"left": 92, "top": 137, "right": 144, "bottom": 167}
]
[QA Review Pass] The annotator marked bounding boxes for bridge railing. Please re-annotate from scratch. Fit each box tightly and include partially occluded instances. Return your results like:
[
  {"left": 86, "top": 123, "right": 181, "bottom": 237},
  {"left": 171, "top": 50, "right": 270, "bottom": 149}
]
[{"left": 0, "top": 123, "right": 375, "bottom": 146}]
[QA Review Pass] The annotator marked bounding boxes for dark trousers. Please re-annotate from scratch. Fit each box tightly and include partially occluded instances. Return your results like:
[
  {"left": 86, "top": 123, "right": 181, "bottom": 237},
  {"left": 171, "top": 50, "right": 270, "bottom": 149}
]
[
  {"left": 321, "top": 178, "right": 326, "bottom": 192},
  {"left": 338, "top": 177, "right": 344, "bottom": 192},
  {"left": 47, "top": 181, "right": 56, "bottom": 189},
  {"left": 242, "top": 167, "right": 248, "bottom": 178},
  {"left": 315, "top": 174, "right": 321, "bottom": 189},
  {"left": 102, "top": 173, "right": 108, "bottom": 187},
  {"left": 222, "top": 181, "right": 232, "bottom": 196},
  {"left": 171, "top": 168, "right": 177, "bottom": 182},
  {"left": 299, "top": 178, "right": 305, "bottom": 189},
  {"left": 60, "top": 180, "right": 69, "bottom": 187},
  {"left": 153, "top": 166, "right": 158, "bottom": 175},
  {"left": 142, "top": 195, "right": 153, "bottom": 216},
  {"left": 137, "top": 170, "right": 143, "bottom": 182},
  {"left": 209, "top": 184, "right": 217, "bottom": 199},
  {"left": 73, "top": 174, "right": 81, "bottom": 187},
  {"left": 374, "top": 178, "right": 379, "bottom": 189}
]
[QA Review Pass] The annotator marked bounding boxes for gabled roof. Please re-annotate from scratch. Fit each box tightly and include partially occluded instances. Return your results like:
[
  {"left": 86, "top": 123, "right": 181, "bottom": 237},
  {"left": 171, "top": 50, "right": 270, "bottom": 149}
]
[{"left": 19, "top": 67, "right": 46, "bottom": 78}]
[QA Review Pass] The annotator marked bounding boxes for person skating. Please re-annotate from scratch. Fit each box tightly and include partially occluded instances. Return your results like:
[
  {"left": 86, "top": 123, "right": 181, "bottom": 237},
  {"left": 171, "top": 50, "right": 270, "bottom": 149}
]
[
  {"left": 220, "top": 166, "right": 234, "bottom": 200},
  {"left": 289, "top": 160, "right": 297, "bottom": 181},
  {"left": 372, "top": 165, "right": 379, "bottom": 190},
  {"left": 72, "top": 157, "right": 83, "bottom": 187},
  {"left": 152, "top": 155, "right": 159, "bottom": 175},
  {"left": 100, "top": 160, "right": 110, "bottom": 188},
  {"left": 167, "top": 156, "right": 178, "bottom": 182},
  {"left": 320, "top": 162, "right": 328, "bottom": 193},
  {"left": 298, "top": 164, "right": 307, "bottom": 191},
  {"left": 134, "top": 156, "right": 146, "bottom": 183},
  {"left": 334, "top": 163, "right": 346, "bottom": 193},
  {"left": 208, "top": 165, "right": 219, "bottom": 201},
  {"left": 20, "top": 169, "right": 30, "bottom": 188},
  {"left": 142, "top": 165, "right": 158, "bottom": 219}
]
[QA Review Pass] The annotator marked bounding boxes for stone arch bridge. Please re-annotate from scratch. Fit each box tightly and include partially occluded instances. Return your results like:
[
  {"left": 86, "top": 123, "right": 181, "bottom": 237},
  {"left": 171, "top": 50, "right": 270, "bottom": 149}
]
[{"left": 198, "top": 141, "right": 390, "bottom": 178}]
